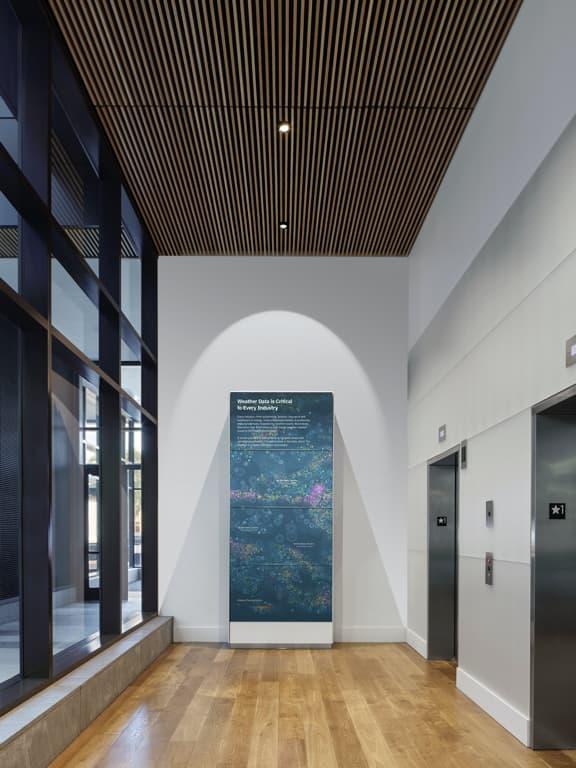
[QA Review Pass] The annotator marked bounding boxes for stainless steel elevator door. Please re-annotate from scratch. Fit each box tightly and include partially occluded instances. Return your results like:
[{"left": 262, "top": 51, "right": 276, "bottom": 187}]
[
  {"left": 428, "top": 455, "right": 458, "bottom": 661},
  {"left": 533, "top": 411, "right": 576, "bottom": 749}
]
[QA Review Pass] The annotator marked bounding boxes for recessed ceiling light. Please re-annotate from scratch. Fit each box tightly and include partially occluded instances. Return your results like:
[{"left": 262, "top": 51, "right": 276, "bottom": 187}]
[
  {"left": 279, "top": 221, "right": 288, "bottom": 231},
  {"left": 278, "top": 122, "right": 290, "bottom": 134}
]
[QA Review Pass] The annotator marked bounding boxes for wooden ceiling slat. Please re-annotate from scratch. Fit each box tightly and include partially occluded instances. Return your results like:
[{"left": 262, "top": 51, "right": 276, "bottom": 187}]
[
  {"left": 424, "top": 0, "right": 476, "bottom": 108},
  {"left": 359, "top": 108, "right": 407, "bottom": 254},
  {"left": 458, "top": 2, "right": 520, "bottom": 110},
  {"left": 48, "top": 0, "right": 522, "bottom": 256}
]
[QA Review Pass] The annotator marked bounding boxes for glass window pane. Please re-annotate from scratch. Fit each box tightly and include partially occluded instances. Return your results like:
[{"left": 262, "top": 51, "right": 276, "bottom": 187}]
[
  {"left": 121, "top": 189, "right": 142, "bottom": 334},
  {"left": 0, "top": 191, "right": 19, "bottom": 292},
  {"left": 121, "top": 407, "right": 142, "bottom": 628},
  {"left": 0, "top": 313, "right": 21, "bottom": 684},
  {"left": 0, "top": 0, "right": 20, "bottom": 166},
  {"left": 51, "top": 88, "right": 100, "bottom": 276},
  {"left": 51, "top": 259, "right": 99, "bottom": 362},
  {"left": 52, "top": 364, "right": 100, "bottom": 656},
  {"left": 121, "top": 337, "right": 141, "bottom": 404}
]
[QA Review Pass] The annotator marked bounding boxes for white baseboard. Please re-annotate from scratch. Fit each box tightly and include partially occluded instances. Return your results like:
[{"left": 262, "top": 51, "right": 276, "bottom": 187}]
[
  {"left": 406, "top": 628, "right": 427, "bottom": 658},
  {"left": 456, "top": 667, "right": 530, "bottom": 746},
  {"left": 334, "top": 625, "right": 406, "bottom": 643},
  {"left": 174, "top": 625, "right": 227, "bottom": 643},
  {"left": 174, "top": 625, "right": 406, "bottom": 644}
]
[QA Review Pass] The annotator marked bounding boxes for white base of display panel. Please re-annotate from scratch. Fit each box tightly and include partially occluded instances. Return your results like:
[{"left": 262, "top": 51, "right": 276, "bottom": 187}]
[{"left": 229, "top": 621, "right": 333, "bottom": 647}]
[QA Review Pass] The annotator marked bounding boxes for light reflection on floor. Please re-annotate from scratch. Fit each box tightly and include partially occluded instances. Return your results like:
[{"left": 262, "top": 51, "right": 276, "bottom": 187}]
[{"left": 0, "top": 583, "right": 143, "bottom": 684}]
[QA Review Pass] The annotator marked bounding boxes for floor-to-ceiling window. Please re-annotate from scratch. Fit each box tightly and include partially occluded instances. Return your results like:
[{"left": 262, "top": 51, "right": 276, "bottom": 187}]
[
  {"left": 52, "top": 365, "right": 101, "bottom": 656},
  {"left": 0, "top": 0, "right": 158, "bottom": 711},
  {"left": 0, "top": 0, "right": 20, "bottom": 168},
  {"left": 121, "top": 408, "right": 143, "bottom": 629}
]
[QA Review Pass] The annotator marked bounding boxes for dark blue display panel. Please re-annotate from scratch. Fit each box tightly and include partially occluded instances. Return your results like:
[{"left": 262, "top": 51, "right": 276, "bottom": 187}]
[{"left": 230, "top": 393, "right": 333, "bottom": 622}]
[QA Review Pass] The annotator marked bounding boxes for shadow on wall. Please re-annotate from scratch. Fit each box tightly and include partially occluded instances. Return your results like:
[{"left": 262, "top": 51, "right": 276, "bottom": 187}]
[
  {"left": 159, "top": 304, "right": 407, "bottom": 640},
  {"left": 162, "top": 416, "right": 402, "bottom": 642},
  {"left": 162, "top": 422, "right": 230, "bottom": 641},
  {"left": 333, "top": 422, "right": 403, "bottom": 640}
]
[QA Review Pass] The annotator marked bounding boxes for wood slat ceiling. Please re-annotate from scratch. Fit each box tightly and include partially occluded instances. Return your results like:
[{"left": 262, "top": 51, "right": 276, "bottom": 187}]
[{"left": 48, "top": 0, "right": 522, "bottom": 256}]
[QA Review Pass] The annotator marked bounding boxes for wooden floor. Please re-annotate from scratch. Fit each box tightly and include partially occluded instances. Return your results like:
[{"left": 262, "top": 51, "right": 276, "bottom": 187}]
[{"left": 50, "top": 643, "right": 576, "bottom": 768}]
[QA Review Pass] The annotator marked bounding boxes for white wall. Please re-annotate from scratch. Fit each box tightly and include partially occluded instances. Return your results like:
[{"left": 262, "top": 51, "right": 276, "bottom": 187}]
[
  {"left": 409, "top": 0, "right": 576, "bottom": 347},
  {"left": 407, "top": 113, "right": 576, "bottom": 745},
  {"left": 159, "top": 256, "right": 408, "bottom": 642}
]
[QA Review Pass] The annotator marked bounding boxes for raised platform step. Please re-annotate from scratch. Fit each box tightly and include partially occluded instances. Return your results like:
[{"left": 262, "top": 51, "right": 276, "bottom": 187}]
[{"left": 0, "top": 616, "right": 173, "bottom": 768}]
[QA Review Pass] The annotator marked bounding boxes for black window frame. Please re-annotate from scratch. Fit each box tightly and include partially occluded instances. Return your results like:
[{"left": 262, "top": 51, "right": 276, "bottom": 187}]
[{"left": 0, "top": 0, "right": 158, "bottom": 716}]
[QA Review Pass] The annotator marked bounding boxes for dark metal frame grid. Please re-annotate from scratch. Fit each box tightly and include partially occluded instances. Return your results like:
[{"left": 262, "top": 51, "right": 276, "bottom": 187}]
[{"left": 0, "top": 0, "right": 158, "bottom": 714}]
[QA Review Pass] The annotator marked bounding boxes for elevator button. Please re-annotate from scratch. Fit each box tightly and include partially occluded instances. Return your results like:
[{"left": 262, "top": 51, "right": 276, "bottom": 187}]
[{"left": 485, "top": 552, "right": 494, "bottom": 586}]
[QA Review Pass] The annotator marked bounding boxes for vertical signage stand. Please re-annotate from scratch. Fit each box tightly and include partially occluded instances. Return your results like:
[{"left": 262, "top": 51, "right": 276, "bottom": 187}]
[{"left": 229, "top": 392, "right": 334, "bottom": 647}]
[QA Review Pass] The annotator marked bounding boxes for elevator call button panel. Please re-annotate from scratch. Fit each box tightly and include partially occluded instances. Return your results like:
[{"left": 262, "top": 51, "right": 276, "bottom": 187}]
[
  {"left": 485, "top": 552, "right": 494, "bottom": 586},
  {"left": 549, "top": 503, "right": 566, "bottom": 520},
  {"left": 486, "top": 500, "right": 494, "bottom": 526}
]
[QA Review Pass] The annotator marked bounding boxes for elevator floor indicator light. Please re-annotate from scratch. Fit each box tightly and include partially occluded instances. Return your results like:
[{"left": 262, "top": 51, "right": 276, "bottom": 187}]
[
  {"left": 549, "top": 503, "right": 566, "bottom": 520},
  {"left": 436, "top": 516, "right": 448, "bottom": 527}
]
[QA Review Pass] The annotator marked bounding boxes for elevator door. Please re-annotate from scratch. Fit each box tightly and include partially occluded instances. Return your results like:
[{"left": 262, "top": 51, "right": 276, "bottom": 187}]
[
  {"left": 428, "top": 452, "right": 458, "bottom": 661},
  {"left": 533, "top": 401, "right": 576, "bottom": 749}
]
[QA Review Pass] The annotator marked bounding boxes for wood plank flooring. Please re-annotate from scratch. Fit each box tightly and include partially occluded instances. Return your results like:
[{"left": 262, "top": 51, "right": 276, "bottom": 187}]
[{"left": 49, "top": 643, "right": 576, "bottom": 767}]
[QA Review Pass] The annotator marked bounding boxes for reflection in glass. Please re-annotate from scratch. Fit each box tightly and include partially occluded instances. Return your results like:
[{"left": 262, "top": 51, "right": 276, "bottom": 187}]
[
  {"left": 121, "top": 190, "right": 142, "bottom": 334},
  {"left": 52, "top": 366, "right": 100, "bottom": 656},
  {"left": 121, "top": 408, "right": 142, "bottom": 628},
  {"left": 0, "top": 94, "right": 18, "bottom": 165},
  {"left": 0, "top": 314, "right": 21, "bottom": 684},
  {"left": 86, "top": 473, "right": 100, "bottom": 592},
  {"left": 51, "top": 259, "right": 99, "bottom": 361},
  {"left": 82, "top": 385, "right": 100, "bottom": 597},
  {"left": 51, "top": 94, "right": 100, "bottom": 275},
  {"left": 121, "top": 338, "right": 141, "bottom": 404},
  {"left": 0, "top": 0, "right": 20, "bottom": 165},
  {"left": 0, "top": 192, "right": 19, "bottom": 292}
]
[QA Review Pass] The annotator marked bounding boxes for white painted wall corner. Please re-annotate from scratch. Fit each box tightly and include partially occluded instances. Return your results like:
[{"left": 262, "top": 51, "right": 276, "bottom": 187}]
[{"left": 406, "top": 628, "right": 427, "bottom": 658}]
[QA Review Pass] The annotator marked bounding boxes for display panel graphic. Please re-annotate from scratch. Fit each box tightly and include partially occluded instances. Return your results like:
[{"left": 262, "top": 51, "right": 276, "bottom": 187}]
[{"left": 230, "top": 393, "right": 333, "bottom": 623}]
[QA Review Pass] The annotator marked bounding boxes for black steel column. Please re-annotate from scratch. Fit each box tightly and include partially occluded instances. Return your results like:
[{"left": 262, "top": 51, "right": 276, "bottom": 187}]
[
  {"left": 98, "top": 142, "right": 122, "bottom": 636},
  {"left": 17, "top": 1, "right": 52, "bottom": 679},
  {"left": 141, "top": 237, "right": 157, "bottom": 357},
  {"left": 20, "top": 325, "right": 52, "bottom": 678},
  {"left": 99, "top": 380, "right": 121, "bottom": 635},
  {"left": 19, "top": 0, "right": 50, "bottom": 315}
]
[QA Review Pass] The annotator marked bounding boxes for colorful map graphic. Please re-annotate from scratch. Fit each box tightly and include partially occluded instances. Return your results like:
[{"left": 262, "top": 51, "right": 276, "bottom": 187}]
[{"left": 230, "top": 392, "right": 333, "bottom": 622}]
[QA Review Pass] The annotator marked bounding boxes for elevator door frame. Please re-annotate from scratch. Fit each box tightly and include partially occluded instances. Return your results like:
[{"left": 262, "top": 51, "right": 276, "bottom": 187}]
[
  {"left": 531, "top": 382, "right": 576, "bottom": 750},
  {"left": 427, "top": 445, "right": 460, "bottom": 662}
]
